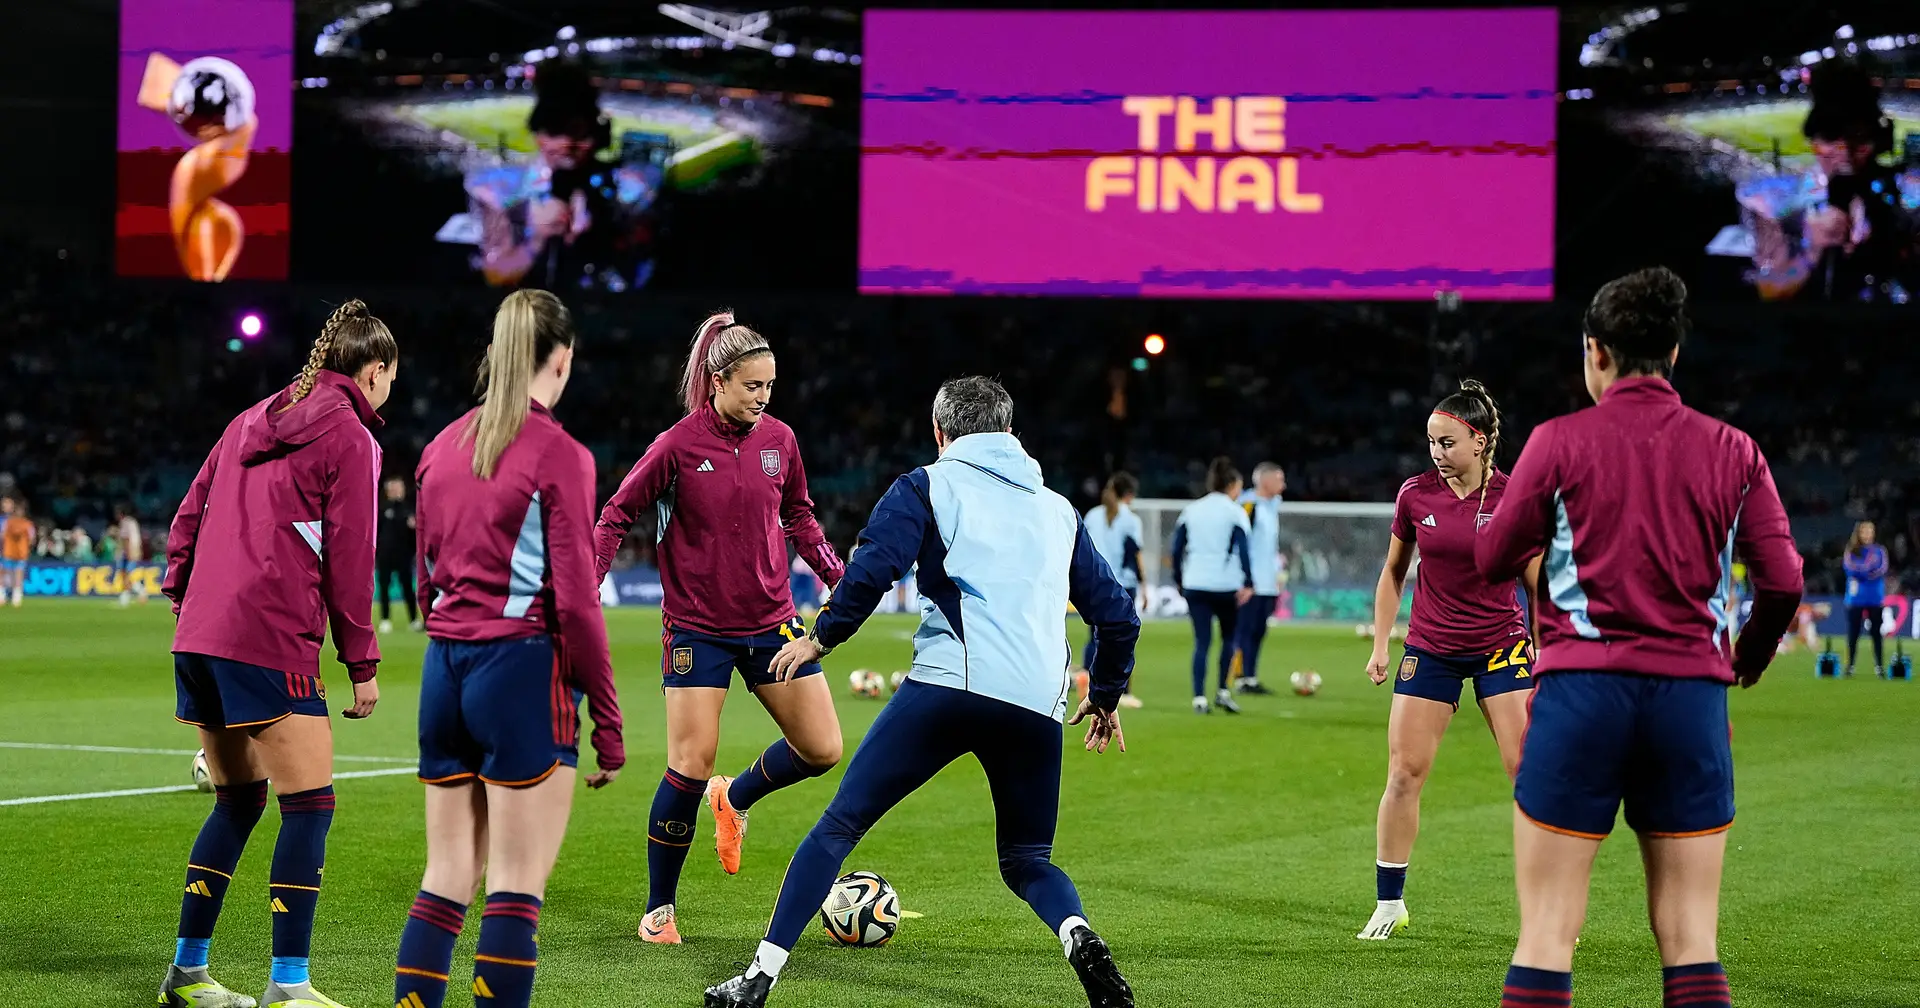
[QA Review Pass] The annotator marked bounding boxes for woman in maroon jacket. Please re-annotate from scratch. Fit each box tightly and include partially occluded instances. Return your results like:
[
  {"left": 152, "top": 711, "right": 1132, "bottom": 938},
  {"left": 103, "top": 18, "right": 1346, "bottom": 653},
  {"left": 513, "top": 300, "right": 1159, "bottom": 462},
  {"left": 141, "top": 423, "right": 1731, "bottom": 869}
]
[
  {"left": 159, "top": 299, "right": 395, "bottom": 1008},
  {"left": 595, "top": 310, "right": 845, "bottom": 944},
  {"left": 391, "top": 289, "right": 623, "bottom": 1008}
]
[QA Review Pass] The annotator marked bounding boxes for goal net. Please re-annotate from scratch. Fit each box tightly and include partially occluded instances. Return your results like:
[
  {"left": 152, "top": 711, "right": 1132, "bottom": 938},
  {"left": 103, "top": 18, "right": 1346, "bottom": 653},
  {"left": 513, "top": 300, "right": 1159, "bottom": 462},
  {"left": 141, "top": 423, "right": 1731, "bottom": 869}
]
[{"left": 1130, "top": 499, "right": 1407, "bottom": 624}]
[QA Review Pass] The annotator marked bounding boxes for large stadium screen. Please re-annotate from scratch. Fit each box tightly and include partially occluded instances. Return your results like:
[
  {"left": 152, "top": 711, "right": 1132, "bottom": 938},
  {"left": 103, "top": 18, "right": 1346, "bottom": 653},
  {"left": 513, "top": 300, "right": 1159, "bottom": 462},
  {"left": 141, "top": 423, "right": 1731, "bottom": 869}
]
[
  {"left": 116, "top": 0, "right": 294, "bottom": 281},
  {"left": 1561, "top": 7, "right": 1920, "bottom": 304},
  {"left": 289, "top": 3, "right": 859, "bottom": 292},
  {"left": 859, "top": 9, "right": 1558, "bottom": 300}
]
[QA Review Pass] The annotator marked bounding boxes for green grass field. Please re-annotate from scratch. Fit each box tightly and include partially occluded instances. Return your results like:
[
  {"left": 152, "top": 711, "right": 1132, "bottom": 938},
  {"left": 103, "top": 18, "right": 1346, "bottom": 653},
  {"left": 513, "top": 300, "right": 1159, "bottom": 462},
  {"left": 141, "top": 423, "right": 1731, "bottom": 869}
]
[
  {"left": 1666, "top": 101, "right": 1920, "bottom": 159},
  {"left": 1, "top": 601, "right": 1915, "bottom": 1006},
  {"left": 402, "top": 97, "right": 717, "bottom": 155}
]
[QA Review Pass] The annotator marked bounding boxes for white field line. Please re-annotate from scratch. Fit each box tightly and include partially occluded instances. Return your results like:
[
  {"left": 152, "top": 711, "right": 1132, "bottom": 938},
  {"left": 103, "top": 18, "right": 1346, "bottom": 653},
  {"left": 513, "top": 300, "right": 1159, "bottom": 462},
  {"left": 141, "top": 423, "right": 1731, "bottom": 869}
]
[
  {"left": 0, "top": 741, "right": 412, "bottom": 763},
  {"left": 0, "top": 766, "right": 418, "bottom": 807}
]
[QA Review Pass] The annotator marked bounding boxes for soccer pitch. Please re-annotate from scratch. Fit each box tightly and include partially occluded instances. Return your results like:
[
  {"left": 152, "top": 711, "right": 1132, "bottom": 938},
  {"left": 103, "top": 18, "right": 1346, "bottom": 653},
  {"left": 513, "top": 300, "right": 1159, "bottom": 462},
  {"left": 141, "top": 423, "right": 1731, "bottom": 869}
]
[
  {"left": 1, "top": 602, "right": 1914, "bottom": 1007},
  {"left": 400, "top": 97, "right": 718, "bottom": 154},
  {"left": 1665, "top": 100, "right": 1920, "bottom": 159}
]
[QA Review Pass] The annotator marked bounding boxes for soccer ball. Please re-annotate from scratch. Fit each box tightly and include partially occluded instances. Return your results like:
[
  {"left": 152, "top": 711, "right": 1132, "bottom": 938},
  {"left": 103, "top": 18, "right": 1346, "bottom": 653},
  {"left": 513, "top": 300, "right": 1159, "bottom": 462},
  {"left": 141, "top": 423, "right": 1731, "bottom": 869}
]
[
  {"left": 819, "top": 870, "right": 901, "bottom": 947},
  {"left": 1290, "top": 670, "right": 1323, "bottom": 696},
  {"left": 848, "top": 669, "right": 884, "bottom": 699},
  {"left": 191, "top": 749, "right": 213, "bottom": 792},
  {"left": 169, "top": 57, "right": 255, "bottom": 141},
  {"left": 888, "top": 671, "right": 908, "bottom": 693}
]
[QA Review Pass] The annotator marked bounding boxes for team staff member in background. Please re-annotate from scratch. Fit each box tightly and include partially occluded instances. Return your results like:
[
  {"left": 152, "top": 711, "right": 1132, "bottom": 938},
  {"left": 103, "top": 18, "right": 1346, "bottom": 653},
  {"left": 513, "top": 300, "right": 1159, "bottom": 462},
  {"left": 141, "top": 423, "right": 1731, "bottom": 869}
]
[
  {"left": 1842, "top": 521, "right": 1888, "bottom": 677},
  {"left": 392, "top": 289, "right": 623, "bottom": 1008},
  {"left": 1, "top": 497, "right": 32, "bottom": 606},
  {"left": 595, "top": 310, "right": 845, "bottom": 943},
  {"left": 117, "top": 505, "right": 150, "bottom": 606},
  {"left": 1478, "top": 268, "right": 1801, "bottom": 1008},
  {"left": 1079, "top": 472, "right": 1143, "bottom": 709},
  {"left": 158, "top": 299, "right": 395, "bottom": 1008},
  {"left": 377, "top": 477, "right": 421, "bottom": 633},
  {"left": 1357, "top": 381, "right": 1541, "bottom": 942},
  {"left": 1233, "top": 462, "right": 1286, "bottom": 695},
  {"left": 705, "top": 376, "right": 1138, "bottom": 1008},
  {"left": 1172, "top": 457, "right": 1254, "bottom": 714}
]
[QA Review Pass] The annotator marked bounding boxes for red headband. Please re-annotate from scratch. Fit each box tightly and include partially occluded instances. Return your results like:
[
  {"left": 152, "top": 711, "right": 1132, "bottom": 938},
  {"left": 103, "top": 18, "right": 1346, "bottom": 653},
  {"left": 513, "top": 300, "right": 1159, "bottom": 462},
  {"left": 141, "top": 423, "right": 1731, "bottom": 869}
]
[{"left": 1431, "top": 410, "right": 1483, "bottom": 437}]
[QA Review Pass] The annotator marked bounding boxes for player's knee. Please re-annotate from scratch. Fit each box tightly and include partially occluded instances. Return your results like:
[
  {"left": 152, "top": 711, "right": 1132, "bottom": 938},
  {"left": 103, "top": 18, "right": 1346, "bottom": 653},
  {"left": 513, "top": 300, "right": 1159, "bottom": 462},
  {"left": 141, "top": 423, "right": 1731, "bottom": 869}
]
[
  {"left": 813, "top": 804, "right": 872, "bottom": 852},
  {"left": 794, "top": 737, "right": 842, "bottom": 771},
  {"left": 1386, "top": 760, "right": 1431, "bottom": 796},
  {"left": 996, "top": 842, "right": 1054, "bottom": 889}
]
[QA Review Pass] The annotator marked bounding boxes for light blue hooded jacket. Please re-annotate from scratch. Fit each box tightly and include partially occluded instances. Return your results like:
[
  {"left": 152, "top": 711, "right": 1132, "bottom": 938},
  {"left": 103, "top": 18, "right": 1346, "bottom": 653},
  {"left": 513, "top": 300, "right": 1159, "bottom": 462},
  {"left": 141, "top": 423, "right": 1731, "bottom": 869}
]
[{"left": 814, "top": 433, "right": 1140, "bottom": 719}]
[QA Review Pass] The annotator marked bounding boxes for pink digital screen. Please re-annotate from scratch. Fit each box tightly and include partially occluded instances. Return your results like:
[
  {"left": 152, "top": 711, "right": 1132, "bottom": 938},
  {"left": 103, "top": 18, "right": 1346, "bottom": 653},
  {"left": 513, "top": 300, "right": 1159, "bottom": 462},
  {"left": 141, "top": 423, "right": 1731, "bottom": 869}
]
[{"left": 860, "top": 9, "right": 1557, "bottom": 299}]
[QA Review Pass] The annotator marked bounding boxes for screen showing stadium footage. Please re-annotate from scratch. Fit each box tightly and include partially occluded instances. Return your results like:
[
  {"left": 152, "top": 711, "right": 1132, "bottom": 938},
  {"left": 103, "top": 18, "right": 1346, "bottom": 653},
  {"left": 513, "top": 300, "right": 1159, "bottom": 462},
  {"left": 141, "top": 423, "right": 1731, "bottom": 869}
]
[
  {"left": 116, "top": 0, "right": 293, "bottom": 281},
  {"left": 859, "top": 9, "right": 1557, "bottom": 300},
  {"left": 290, "top": 3, "right": 859, "bottom": 292},
  {"left": 1560, "top": 6, "right": 1920, "bottom": 304}
]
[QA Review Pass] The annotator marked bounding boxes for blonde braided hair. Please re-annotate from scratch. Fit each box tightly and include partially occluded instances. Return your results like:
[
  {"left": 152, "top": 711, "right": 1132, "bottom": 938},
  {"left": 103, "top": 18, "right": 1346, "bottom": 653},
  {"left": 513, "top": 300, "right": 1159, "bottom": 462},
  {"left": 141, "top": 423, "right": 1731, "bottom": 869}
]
[{"left": 283, "top": 300, "right": 367, "bottom": 411}]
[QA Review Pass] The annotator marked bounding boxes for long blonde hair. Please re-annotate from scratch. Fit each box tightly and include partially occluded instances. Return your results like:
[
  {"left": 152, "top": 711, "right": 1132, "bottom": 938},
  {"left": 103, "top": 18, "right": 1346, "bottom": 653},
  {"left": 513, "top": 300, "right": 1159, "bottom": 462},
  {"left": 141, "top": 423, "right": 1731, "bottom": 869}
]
[
  {"left": 680, "top": 310, "right": 772, "bottom": 414},
  {"left": 281, "top": 299, "right": 397, "bottom": 412},
  {"left": 1847, "top": 521, "right": 1876, "bottom": 557},
  {"left": 463, "top": 290, "right": 574, "bottom": 478},
  {"left": 1101, "top": 472, "right": 1138, "bottom": 525}
]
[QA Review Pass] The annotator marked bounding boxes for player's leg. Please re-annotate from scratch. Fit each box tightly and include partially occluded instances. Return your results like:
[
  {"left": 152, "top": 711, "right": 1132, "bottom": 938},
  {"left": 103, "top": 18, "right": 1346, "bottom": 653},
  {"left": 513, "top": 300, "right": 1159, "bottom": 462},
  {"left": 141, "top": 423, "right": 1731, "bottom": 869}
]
[
  {"left": 377, "top": 563, "right": 395, "bottom": 632},
  {"left": 1213, "top": 599, "right": 1242, "bottom": 711},
  {"left": 246, "top": 699, "right": 343, "bottom": 1006},
  {"left": 1359, "top": 690, "right": 1454, "bottom": 939},
  {"left": 708, "top": 679, "right": 965, "bottom": 1005},
  {"left": 1625, "top": 675, "right": 1736, "bottom": 1008},
  {"left": 1474, "top": 646, "right": 1536, "bottom": 782},
  {"left": 973, "top": 696, "right": 1133, "bottom": 1008},
  {"left": 165, "top": 656, "right": 268, "bottom": 1008},
  {"left": 472, "top": 771, "right": 576, "bottom": 1008},
  {"left": 1867, "top": 604, "right": 1886, "bottom": 674},
  {"left": 1504, "top": 671, "right": 1635, "bottom": 1008},
  {"left": 395, "top": 783, "right": 485, "bottom": 1008},
  {"left": 716, "top": 644, "right": 842, "bottom": 874},
  {"left": 1184, "top": 591, "right": 1213, "bottom": 710},
  {"left": 1845, "top": 605, "right": 1865, "bottom": 674},
  {"left": 645, "top": 634, "right": 730, "bottom": 941},
  {"left": 1235, "top": 595, "right": 1274, "bottom": 694},
  {"left": 396, "top": 640, "right": 486, "bottom": 1008}
]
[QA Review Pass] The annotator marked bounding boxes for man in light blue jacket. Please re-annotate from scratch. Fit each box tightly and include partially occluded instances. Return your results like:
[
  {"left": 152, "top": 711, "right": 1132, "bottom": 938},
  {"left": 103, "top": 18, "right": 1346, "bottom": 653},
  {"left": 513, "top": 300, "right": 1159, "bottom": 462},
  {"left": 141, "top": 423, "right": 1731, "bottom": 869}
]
[{"left": 705, "top": 377, "right": 1139, "bottom": 1008}]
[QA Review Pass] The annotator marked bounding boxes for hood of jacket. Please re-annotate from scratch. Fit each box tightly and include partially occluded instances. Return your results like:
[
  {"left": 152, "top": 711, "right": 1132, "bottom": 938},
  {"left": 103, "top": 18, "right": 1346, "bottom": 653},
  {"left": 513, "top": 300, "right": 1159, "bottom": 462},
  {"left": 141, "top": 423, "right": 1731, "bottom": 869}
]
[{"left": 239, "top": 371, "right": 382, "bottom": 466}]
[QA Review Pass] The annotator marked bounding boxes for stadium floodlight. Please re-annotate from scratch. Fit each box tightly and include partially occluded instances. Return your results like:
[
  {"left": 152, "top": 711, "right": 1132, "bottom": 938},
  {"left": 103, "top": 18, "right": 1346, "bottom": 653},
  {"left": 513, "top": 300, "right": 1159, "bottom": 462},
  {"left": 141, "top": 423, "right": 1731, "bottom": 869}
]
[
  {"left": 657, "top": 4, "right": 776, "bottom": 52},
  {"left": 314, "top": 1, "right": 396, "bottom": 58}
]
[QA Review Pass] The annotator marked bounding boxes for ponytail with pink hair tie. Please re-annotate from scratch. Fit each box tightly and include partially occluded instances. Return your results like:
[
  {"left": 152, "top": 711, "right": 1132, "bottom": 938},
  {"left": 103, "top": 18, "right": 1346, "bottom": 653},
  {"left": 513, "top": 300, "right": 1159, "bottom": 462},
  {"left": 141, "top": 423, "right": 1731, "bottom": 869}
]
[{"left": 681, "top": 310, "right": 736, "bottom": 414}]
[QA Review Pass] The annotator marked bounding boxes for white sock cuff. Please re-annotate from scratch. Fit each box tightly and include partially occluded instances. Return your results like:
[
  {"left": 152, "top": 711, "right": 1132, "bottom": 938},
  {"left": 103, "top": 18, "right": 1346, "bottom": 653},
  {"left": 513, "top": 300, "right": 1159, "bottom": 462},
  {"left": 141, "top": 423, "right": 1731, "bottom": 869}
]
[
  {"left": 751, "top": 940, "right": 790, "bottom": 979},
  {"left": 1376, "top": 860, "right": 1409, "bottom": 869},
  {"left": 1057, "top": 915, "right": 1090, "bottom": 955}
]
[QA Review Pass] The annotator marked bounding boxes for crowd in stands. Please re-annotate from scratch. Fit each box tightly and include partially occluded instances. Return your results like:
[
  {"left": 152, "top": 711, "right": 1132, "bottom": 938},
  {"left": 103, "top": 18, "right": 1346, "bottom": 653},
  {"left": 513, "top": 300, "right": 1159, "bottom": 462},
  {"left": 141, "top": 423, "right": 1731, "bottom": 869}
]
[{"left": 3, "top": 244, "right": 1912, "bottom": 595}]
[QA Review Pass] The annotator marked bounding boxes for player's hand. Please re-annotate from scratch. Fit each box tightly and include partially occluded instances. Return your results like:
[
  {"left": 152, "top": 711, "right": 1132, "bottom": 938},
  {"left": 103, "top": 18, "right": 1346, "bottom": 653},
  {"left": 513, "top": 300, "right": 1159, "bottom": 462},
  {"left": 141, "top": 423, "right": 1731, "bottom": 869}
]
[
  {"left": 1366, "top": 650, "right": 1391, "bottom": 686},
  {"left": 529, "top": 197, "right": 571, "bottom": 242},
  {"left": 565, "top": 191, "right": 592, "bottom": 243},
  {"left": 770, "top": 637, "right": 827, "bottom": 683},
  {"left": 344, "top": 679, "right": 379, "bottom": 719},
  {"left": 586, "top": 767, "right": 621, "bottom": 789},
  {"left": 1733, "top": 661, "right": 1764, "bottom": 690},
  {"left": 1805, "top": 205, "right": 1850, "bottom": 255},
  {"left": 1067, "top": 698, "right": 1125, "bottom": 754},
  {"left": 1235, "top": 587, "right": 1255, "bottom": 607}
]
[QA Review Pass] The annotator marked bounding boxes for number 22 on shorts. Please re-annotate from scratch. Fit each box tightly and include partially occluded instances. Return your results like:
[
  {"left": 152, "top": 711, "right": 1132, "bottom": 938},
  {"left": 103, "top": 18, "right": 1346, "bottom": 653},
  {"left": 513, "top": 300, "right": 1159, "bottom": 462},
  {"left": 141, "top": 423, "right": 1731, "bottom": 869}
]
[{"left": 1486, "top": 641, "right": 1532, "bottom": 677}]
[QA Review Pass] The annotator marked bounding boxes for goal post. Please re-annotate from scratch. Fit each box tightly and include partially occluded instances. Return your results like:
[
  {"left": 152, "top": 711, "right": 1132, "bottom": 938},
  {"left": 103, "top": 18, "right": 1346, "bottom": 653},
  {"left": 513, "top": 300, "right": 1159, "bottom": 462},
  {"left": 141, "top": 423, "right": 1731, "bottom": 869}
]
[{"left": 1130, "top": 498, "right": 1410, "bottom": 624}]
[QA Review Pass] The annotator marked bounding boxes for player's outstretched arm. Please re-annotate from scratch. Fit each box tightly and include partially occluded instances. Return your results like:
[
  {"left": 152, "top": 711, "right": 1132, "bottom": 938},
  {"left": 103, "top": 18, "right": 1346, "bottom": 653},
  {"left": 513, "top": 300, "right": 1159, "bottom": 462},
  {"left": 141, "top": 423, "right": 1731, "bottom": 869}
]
[
  {"left": 162, "top": 436, "right": 222, "bottom": 613},
  {"left": 592, "top": 432, "right": 675, "bottom": 581},
  {"left": 778, "top": 436, "right": 846, "bottom": 588},
  {"left": 1476, "top": 424, "right": 1558, "bottom": 583}
]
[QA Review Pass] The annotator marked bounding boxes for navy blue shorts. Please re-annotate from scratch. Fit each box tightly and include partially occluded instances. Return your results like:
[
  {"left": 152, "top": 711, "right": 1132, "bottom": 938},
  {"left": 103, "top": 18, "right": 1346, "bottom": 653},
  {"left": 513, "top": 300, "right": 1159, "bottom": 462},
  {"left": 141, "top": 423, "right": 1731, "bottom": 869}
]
[
  {"left": 418, "top": 634, "right": 580, "bottom": 787},
  {"left": 1515, "top": 671, "right": 1734, "bottom": 839},
  {"left": 175, "top": 652, "right": 327, "bottom": 729},
  {"left": 662, "top": 618, "right": 820, "bottom": 691},
  {"left": 1393, "top": 642, "right": 1535, "bottom": 708}
]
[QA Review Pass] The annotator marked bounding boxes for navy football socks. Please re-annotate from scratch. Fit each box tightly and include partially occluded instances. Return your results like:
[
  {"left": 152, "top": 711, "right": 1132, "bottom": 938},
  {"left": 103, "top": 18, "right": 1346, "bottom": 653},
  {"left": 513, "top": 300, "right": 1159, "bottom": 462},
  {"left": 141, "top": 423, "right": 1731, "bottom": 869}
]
[
  {"left": 268, "top": 785, "right": 334, "bottom": 985},
  {"left": 646, "top": 769, "right": 706, "bottom": 910},
  {"left": 395, "top": 890, "right": 467, "bottom": 1008},
  {"left": 175, "top": 779, "right": 269, "bottom": 968}
]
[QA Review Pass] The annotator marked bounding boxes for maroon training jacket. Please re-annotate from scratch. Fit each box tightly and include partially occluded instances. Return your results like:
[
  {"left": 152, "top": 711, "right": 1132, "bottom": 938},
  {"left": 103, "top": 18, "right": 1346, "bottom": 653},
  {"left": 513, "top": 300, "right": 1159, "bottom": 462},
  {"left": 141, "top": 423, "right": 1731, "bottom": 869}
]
[
  {"left": 594, "top": 404, "right": 843, "bottom": 637},
  {"left": 164, "top": 371, "right": 382, "bottom": 682},
  {"left": 1477, "top": 377, "right": 1803, "bottom": 683},
  {"left": 415, "top": 401, "right": 624, "bottom": 772}
]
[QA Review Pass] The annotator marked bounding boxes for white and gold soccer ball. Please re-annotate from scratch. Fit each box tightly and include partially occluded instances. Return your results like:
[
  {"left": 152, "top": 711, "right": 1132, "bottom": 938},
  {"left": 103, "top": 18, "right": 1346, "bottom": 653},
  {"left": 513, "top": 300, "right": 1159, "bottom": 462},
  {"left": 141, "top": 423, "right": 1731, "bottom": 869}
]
[
  {"left": 1290, "top": 670, "right": 1323, "bottom": 696},
  {"left": 819, "top": 870, "right": 901, "bottom": 946},
  {"left": 191, "top": 748, "right": 214, "bottom": 792},
  {"left": 847, "top": 669, "right": 884, "bottom": 699}
]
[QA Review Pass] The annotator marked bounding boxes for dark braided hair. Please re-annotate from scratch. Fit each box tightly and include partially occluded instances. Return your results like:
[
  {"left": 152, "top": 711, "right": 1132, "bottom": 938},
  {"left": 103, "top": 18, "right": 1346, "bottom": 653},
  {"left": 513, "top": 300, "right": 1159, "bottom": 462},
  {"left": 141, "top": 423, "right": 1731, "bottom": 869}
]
[
  {"left": 282, "top": 299, "right": 399, "bottom": 411},
  {"left": 1432, "top": 379, "right": 1502, "bottom": 515}
]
